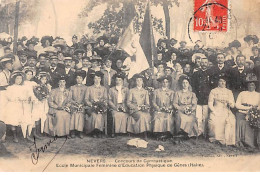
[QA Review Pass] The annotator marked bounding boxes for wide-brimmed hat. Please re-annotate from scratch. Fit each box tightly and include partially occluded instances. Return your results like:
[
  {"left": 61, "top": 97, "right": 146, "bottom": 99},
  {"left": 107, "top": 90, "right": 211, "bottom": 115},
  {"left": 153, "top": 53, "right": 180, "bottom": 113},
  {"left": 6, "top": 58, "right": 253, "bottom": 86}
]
[
  {"left": 53, "top": 37, "right": 67, "bottom": 50},
  {"left": 157, "top": 38, "right": 169, "bottom": 47},
  {"left": 244, "top": 35, "right": 259, "bottom": 44},
  {"left": 35, "top": 71, "right": 51, "bottom": 82},
  {"left": 22, "top": 66, "right": 36, "bottom": 76},
  {"left": 74, "top": 49, "right": 86, "bottom": 55},
  {"left": 229, "top": 40, "right": 241, "bottom": 48},
  {"left": 17, "top": 50, "right": 28, "bottom": 57},
  {"left": 25, "top": 37, "right": 39, "bottom": 47},
  {"left": 41, "top": 36, "right": 54, "bottom": 46},
  {"left": 10, "top": 71, "right": 25, "bottom": 80},
  {"left": 0, "top": 54, "right": 15, "bottom": 63}
]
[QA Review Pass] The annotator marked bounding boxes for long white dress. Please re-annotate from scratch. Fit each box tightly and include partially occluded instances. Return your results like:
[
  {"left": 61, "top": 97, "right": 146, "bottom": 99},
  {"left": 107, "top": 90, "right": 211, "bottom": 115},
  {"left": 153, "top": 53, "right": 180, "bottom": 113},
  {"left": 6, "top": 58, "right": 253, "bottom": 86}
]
[
  {"left": 2, "top": 84, "right": 33, "bottom": 138},
  {"left": 208, "top": 87, "right": 236, "bottom": 145}
]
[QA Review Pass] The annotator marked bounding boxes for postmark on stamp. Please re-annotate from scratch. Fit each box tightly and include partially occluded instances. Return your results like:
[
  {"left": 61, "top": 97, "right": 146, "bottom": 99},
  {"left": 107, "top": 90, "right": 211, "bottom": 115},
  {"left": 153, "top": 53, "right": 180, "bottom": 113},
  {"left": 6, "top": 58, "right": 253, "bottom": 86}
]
[{"left": 194, "top": 0, "right": 229, "bottom": 32}]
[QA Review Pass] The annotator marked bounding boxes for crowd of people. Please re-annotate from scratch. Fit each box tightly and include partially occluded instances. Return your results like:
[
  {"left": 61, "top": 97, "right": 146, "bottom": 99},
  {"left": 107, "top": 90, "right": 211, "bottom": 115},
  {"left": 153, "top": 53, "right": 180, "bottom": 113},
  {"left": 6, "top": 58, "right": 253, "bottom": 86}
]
[{"left": 0, "top": 33, "right": 259, "bottom": 150}]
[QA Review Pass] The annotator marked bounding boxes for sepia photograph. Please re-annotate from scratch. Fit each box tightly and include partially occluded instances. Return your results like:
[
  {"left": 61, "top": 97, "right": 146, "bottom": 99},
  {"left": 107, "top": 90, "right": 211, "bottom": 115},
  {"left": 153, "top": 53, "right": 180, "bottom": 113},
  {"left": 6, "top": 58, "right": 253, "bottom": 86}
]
[{"left": 0, "top": 0, "right": 259, "bottom": 172}]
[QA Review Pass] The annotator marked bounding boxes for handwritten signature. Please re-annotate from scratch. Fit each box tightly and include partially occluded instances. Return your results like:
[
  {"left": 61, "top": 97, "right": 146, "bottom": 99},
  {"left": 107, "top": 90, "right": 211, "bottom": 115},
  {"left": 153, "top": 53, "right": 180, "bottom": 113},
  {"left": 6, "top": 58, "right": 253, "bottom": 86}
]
[{"left": 29, "top": 136, "right": 68, "bottom": 171}]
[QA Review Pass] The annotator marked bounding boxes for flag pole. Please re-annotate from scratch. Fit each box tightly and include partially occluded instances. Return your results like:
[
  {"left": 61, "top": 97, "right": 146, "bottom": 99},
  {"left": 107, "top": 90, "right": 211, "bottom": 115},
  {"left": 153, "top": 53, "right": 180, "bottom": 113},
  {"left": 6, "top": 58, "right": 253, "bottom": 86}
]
[{"left": 148, "top": 0, "right": 154, "bottom": 75}]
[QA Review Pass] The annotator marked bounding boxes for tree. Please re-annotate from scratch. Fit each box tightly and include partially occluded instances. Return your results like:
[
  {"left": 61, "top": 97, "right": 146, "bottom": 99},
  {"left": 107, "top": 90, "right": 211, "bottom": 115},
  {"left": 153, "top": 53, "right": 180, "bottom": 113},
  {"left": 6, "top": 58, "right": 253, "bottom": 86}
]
[
  {"left": 78, "top": 0, "right": 165, "bottom": 38},
  {"left": 0, "top": 0, "right": 41, "bottom": 35},
  {"left": 152, "top": 0, "right": 179, "bottom": 39}
]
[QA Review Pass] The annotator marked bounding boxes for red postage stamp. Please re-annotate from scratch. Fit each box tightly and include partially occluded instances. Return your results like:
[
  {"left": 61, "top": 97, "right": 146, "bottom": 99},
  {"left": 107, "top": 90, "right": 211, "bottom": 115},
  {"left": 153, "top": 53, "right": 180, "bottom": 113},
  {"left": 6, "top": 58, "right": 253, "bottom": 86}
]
[{"left": 194, "top": 0, "right": 229, "bottom": 32}]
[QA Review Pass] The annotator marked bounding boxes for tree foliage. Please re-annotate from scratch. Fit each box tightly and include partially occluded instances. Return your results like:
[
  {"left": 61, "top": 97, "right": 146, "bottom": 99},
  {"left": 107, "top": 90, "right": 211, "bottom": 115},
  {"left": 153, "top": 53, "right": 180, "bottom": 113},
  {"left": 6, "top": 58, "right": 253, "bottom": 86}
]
[{"left": 79, "top": 0, "right": 166, "bottom": 37}]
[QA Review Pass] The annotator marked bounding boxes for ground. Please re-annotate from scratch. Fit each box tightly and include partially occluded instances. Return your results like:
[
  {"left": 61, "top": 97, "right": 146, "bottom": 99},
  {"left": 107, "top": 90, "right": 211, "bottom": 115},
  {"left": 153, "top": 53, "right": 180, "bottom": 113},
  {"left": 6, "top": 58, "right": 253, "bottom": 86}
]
[{"left": 1, "top": 131, "right": 259, "bottom": 159}]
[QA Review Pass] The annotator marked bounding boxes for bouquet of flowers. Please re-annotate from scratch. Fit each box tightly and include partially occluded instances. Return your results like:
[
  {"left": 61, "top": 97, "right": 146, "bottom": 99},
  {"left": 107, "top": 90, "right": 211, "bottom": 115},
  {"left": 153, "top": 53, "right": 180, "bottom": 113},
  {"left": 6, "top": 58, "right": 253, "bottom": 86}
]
[
  {"left": 160, "top": 106, "right": 173, "bottom": 114},
  {"left": 138, "top": 105, "right": 150, "bottom": 112},
  {"left": 92, "top": 100, "right": 107, "bottom": 114},
  {"left": 117, "top": 105, "right": 127, "bottom": 113},
  {"left": 184, "top": 106, "right": 193, "bottom": 115},
  {"left": 70, "top": 102, "right": 85, "bottom": 113},
  {"left": 247, "top": 107, "right": 260, "bottom": 129},
  {"left": 33, "top": 85, "right": 49, "bottom": 101}
]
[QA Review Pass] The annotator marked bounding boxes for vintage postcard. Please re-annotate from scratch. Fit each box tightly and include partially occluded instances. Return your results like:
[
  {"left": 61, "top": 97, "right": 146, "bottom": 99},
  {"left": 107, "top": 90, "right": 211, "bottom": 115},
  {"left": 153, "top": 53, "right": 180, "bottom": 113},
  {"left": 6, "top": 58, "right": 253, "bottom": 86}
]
[{"left": 0, "top": 0, "right": 259, "bottom": 172}]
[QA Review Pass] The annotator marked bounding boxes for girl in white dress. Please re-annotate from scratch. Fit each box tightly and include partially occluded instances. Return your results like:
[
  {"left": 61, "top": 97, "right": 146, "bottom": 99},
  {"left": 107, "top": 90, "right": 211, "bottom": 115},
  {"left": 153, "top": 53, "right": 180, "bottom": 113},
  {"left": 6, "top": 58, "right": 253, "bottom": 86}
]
[
  {"left": 208, "top": 76, "right": 236, "bottom": 146},
  {"left": 2, "top": 71, "right": 33, "bottom": 142}
]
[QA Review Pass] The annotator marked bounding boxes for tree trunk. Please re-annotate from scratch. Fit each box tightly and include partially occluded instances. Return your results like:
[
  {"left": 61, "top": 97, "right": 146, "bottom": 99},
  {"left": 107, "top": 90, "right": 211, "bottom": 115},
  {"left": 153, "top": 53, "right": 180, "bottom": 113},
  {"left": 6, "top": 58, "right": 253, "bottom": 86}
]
[
  {"left": 163, "top": 1, "right": 170, "bottom": 39},
  {"left": 13, "top": 1, "right": 20, "bottom": 54}
]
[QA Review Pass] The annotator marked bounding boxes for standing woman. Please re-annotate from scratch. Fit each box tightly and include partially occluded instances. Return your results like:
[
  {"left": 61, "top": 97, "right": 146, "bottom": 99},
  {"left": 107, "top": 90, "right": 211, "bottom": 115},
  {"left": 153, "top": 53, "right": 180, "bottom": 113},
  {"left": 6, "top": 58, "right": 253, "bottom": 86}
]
[
  {"left": 44, "top": 76, "right": 71, "bottom": 137},
  {"left": 173, "top": 75, "right": 198, "bottom": 138},
  {"left": 69, "top": 70, "right": 87, "bottom": 139},
  {"left": 2, "top": 71, "right": 33, "bottom": 142},
  {"left": 152, "top": 76, "right": 175, "bottom": 138},
  {"left": 208, "top": 75, "right": 236, "bottom": 146},
  {"left": 85, "top": 71, "right": 108, "bottom": 138},
  {"left": 235, "top": 73, "right": 260, "bottom": 148},
  {"left": 33, "top": 72, "right": 52, "bottom": 135},
  {"left": 108, "top": 73, "right": 129, "bottom": 137},
  {"left": 127, "top": 74, "right": 151, "bottom": 139}
]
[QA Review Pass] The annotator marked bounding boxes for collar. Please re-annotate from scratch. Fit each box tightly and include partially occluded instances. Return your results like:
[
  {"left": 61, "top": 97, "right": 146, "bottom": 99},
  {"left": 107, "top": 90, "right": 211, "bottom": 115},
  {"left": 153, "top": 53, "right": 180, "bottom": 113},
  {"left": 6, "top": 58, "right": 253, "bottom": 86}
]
[
  {"left": 137, "top": 86, "right": 142, "bottom": 90},
  {"left": 182, "top": 89, "right": 188, "bottom": 93},
  {"left": 161, "top": 87, "right": 168, "bottom": 91},
  {"left": 105, "top": 67, "right": 111, "bottom": 72},
  {"left": 94, "top": 84, "right": 101, "bottom": 88},
  {"left": 50, "top": 66, "right": 57, "bottom": 70},
  {"left": 238, "top": 66, "right": 245, "bottom": 71}
]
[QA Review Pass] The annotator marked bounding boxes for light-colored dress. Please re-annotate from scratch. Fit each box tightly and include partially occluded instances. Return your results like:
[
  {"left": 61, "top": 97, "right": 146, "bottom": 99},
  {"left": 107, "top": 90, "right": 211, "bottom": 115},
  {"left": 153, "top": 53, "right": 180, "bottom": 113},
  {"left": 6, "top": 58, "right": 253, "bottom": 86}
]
[
  {"left": 108, "top": 86, "right": 129, "bottom": 133},
  {"left": 2, "top": 84, "right": 33, "bottom": 138},
  {"left": 69, "top": 84, "right": 87, "bottom": 132},
  {"left": 173, "top": 90, "right": 198, "bottom": 137},
  {"left": 208, "top": 87, "right": 236, "bottom": 145},
  {"left": 24, "top": 80, "right": 38, "bottom": 123},
  {"left": 31, "top": 84, "right": 51, "bottom": 133},
  {"left": 84, "top": 85, "right": 108, "bottom": 134},
  {"left": 152, "top": 88, "right": 175, "bottom": 134},
  {"left": 127, "top": 87, "right": 151, "bottom": 133},
  {"left": 235, "top": 91, "right": 260, "bottom": 147},
  {"left": 44, "top": 88, "right": 71, "bottom": 136}
]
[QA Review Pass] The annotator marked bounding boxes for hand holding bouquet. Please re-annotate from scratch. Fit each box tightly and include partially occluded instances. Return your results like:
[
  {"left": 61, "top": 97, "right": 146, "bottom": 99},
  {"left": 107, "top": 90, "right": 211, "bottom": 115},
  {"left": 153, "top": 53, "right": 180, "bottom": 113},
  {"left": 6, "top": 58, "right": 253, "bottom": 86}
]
[
  {"left": 33, "top": 85, "right": 49, "bottom": 101},
  {"left": 71, "top": 102, "right": 85, "bottom": 113},
  {"left": 92, "top": 100, "right": 107, "bottom": 114},
  {"left": 184, "top": 106, "right": 193, "bottom": 115},
  {"left": 138, "top": 105, "right": 150, "bottom": 112}
]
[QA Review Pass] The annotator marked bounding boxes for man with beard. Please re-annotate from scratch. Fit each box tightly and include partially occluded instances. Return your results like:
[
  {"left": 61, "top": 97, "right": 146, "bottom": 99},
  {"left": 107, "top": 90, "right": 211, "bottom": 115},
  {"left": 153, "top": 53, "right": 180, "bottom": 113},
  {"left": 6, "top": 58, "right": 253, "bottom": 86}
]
[
  {"left": 47, "top": 55, "right": 66, "bottom": 89},
  {"left": 192, "top": 57, "right": 211, "bottom": 138}
]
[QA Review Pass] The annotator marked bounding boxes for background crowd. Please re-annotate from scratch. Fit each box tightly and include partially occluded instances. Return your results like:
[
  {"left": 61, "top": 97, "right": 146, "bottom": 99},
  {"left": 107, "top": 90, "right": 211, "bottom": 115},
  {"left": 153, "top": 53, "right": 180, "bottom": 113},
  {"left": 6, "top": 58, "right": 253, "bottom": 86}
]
[{"left": 0, "top": 34, "right": 259, "bottom": 150}]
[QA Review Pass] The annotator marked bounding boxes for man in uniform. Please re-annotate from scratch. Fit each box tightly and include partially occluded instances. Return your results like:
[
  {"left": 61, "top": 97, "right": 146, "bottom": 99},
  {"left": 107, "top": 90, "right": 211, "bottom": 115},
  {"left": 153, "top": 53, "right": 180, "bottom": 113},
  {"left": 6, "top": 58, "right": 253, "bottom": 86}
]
[{"left": 192, "top": 57, "right": 211, "bottom": 138}]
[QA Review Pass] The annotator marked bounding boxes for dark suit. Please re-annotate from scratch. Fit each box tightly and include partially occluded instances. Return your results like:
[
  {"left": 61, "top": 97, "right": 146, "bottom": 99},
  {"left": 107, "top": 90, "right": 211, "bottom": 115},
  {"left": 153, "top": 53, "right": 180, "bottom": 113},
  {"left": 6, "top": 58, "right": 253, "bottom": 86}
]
[
  {"left": 85, "top": 68, "right": 96, "bottom": 86},
  {"left": 65, "top": 68, "right": 76, "bottom": 88},
  {"left": 192, "top": 69, "right": 211, "bottom": 105},
  {"left": 47, "top": 67, "right": 66, "bottom": 89},
  {"left": 208, "top": 64, "right": 230, "bottom": 89},
  {"left": 228, "top": 67, "right": 251, "bottom": 99}
]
